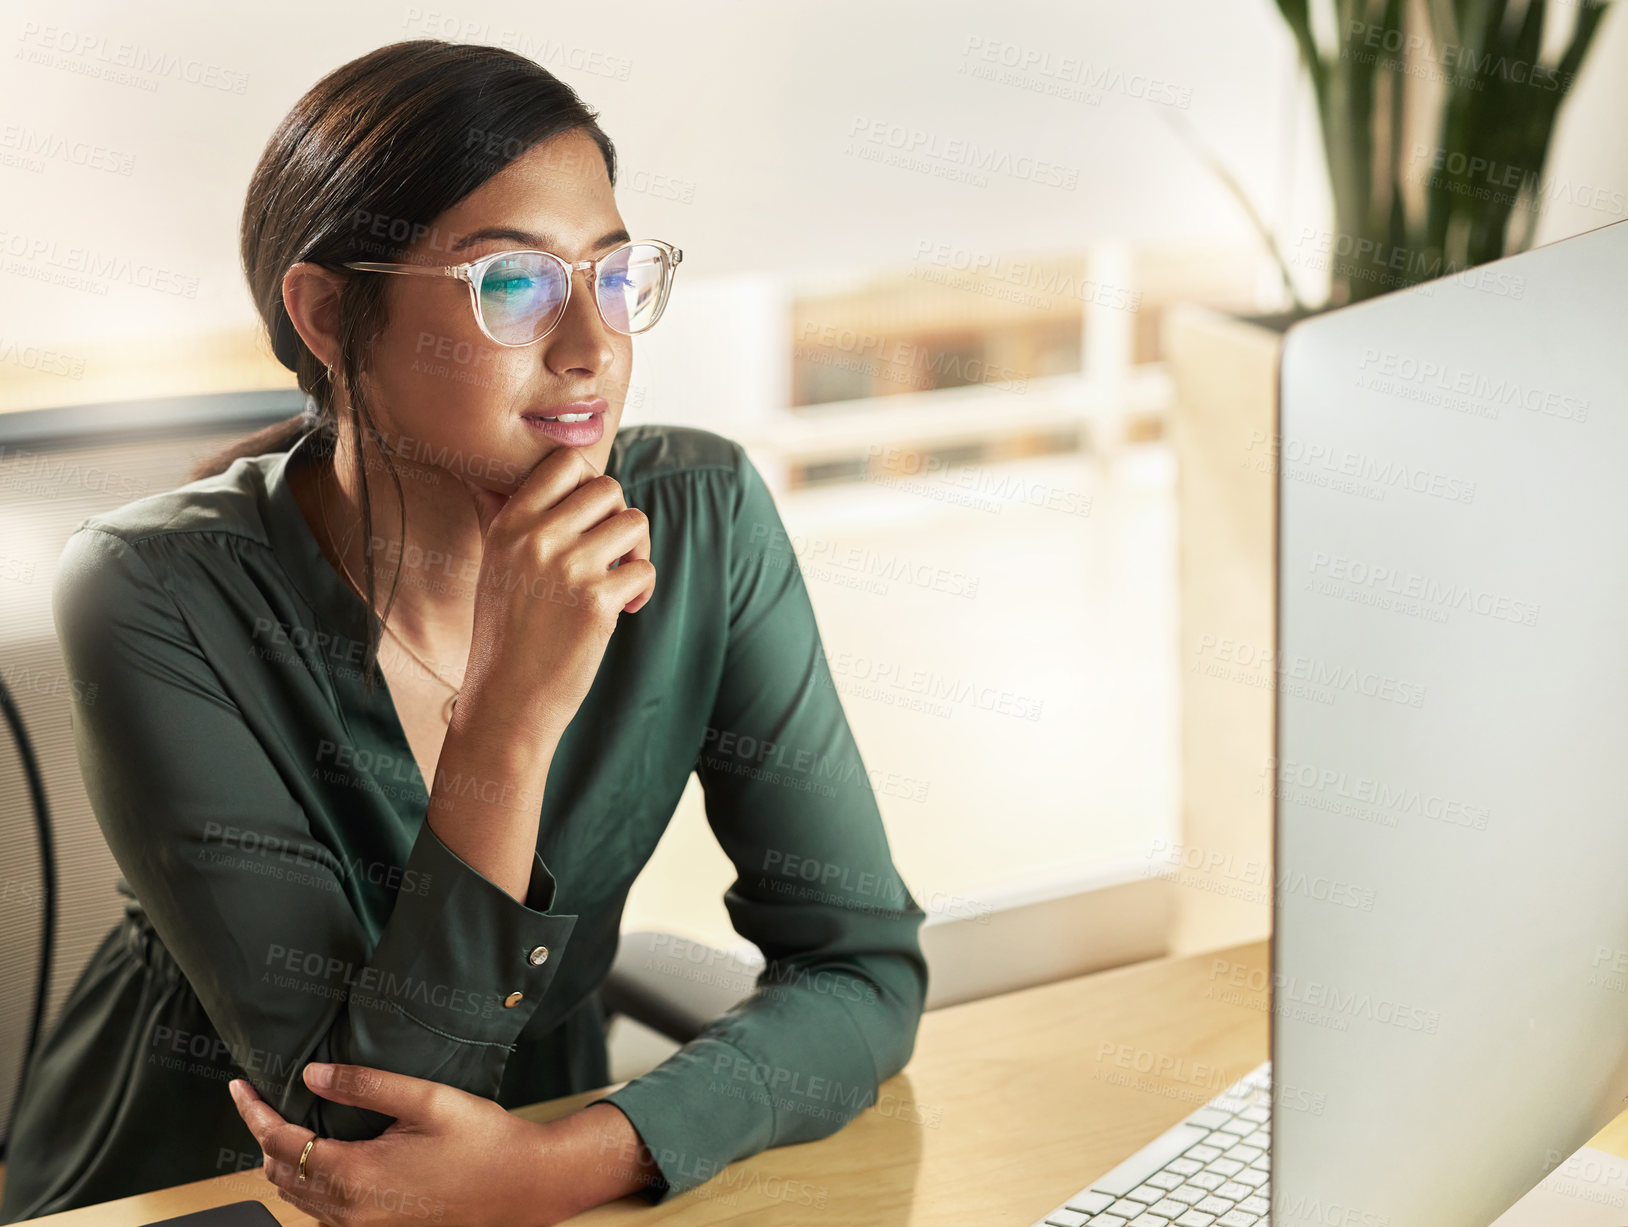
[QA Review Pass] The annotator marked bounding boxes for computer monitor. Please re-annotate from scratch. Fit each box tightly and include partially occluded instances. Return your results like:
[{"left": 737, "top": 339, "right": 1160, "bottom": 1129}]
[{"left": 1273, "top": 215, "right": 1628, "bottom": 1226}]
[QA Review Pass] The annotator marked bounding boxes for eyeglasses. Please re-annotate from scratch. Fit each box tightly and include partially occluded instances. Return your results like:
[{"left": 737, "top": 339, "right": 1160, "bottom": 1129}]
[{"left": 341, "top": 238, "right": 683, "bottom": 347}]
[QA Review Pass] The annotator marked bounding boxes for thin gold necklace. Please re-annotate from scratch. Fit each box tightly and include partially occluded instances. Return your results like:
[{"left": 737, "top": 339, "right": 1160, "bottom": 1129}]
[{"left": 315, "top": 465, "right": 461, "bottom": 722}]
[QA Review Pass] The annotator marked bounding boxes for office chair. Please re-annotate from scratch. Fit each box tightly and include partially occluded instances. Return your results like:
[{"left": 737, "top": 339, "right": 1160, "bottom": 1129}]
[
  {"left": 0, "top": 672, "right": 57, "bottom": 1161},
  {"left": 0, "top": 391, "right": 301, "bottom": 1162}
]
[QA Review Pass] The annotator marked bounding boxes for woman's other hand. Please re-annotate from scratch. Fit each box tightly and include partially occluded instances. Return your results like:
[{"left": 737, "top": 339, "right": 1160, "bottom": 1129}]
[{"left": 228, "top": 1062, "right": 661, "bottom": 1226}]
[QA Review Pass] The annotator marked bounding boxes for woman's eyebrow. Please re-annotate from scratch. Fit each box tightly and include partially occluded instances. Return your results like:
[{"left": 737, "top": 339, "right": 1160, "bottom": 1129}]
[{"left": 450, "top": 225, "right": 631, "bottom": 254}]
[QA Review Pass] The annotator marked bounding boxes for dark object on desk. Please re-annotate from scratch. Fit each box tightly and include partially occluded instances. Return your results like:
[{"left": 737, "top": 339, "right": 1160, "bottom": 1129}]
[{"left": 141, "top": 1202, "right": 281, "bottom": 1226}]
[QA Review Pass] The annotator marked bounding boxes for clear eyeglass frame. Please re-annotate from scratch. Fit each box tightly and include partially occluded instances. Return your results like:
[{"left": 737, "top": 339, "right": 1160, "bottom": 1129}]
[{"left": 340, "top": 237, "right": 683, "bottom": 347}]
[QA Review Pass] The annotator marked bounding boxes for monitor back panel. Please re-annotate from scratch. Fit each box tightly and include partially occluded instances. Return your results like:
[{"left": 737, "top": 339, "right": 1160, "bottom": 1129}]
[{"left": 1273, "top": 217, "right": 1628, "bottom": 1227}]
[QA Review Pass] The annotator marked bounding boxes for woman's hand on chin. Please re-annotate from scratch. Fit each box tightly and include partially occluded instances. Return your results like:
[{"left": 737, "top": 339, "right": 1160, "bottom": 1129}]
[{"left": 227, "top": 1062, "right": 631, "bottom": 1227}]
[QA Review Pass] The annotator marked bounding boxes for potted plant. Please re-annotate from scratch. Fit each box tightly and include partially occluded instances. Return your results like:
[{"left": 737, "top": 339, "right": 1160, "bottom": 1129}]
[{"left": 1163, "top": 0, "right": 1611, "bottom": 953}]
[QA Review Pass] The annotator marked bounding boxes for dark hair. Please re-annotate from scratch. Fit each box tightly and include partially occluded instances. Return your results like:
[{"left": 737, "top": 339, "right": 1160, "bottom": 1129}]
[{"left": 191, "top": 39, "right": 617, "bottom": 688}]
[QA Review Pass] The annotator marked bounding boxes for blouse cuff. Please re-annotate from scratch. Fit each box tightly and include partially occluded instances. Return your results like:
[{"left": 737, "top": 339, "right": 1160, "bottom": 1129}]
[
  {"left": 586, "top": 1035, "right": 776, "bottom": 1204},
  {"left": 361, "top": 819, "right": 578, "bottom": 1053}
]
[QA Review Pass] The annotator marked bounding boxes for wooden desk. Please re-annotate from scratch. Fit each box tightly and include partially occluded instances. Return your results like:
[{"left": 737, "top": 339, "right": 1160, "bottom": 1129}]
[
  {"left": 21, "top": 941, "right": 1266, "bottom": 1225},
  {"left": 22, "top": 937, "right": 1628, "bottom": 1225}
]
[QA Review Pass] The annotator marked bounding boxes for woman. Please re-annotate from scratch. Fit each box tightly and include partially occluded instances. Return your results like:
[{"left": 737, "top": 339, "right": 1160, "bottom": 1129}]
[{"left": 0, "top": 40, "right": 927, "bottom": 1226}]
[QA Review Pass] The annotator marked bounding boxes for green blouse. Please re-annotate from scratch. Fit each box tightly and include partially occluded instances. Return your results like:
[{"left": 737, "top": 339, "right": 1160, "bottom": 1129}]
[{"left": 0, "top": 423, "right": 927, "bottom": 1221}]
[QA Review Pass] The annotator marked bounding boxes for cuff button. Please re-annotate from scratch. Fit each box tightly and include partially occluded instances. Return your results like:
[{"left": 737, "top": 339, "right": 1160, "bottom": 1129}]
[
  {"left": 504, "top": 991, "right": 524, "bottom": 1008},
  {"left": 528, "top": 945, "right": 550, "bottom": 966}
]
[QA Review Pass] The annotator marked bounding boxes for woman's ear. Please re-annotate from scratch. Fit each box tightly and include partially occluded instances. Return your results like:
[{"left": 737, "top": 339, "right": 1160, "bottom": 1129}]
[{"left": 282, "top": 262, "right": 349, "bottom": 370}]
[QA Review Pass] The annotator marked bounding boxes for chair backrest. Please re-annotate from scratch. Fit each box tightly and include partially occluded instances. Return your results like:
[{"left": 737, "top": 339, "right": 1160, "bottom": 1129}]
[
  {"left": 0, "top": 673, "right": 53, "bottom": 1156},
  {"left": 0, "top": 391, "right": 301, "bottom": 1148}
]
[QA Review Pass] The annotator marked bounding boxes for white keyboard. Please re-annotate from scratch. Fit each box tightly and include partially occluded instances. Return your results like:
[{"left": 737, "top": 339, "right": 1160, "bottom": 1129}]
[{"left": 1030, "top": 1062, "right": 1272, "bottom": 1227}]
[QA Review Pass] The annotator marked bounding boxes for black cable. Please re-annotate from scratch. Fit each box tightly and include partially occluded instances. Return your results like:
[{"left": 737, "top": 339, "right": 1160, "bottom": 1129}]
[{"left": 0, "top": 672, "right": 56, "bottom": 1161}]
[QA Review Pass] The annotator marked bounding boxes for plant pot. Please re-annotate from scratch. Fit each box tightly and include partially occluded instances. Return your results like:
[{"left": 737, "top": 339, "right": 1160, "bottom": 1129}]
[{"left": 1162, "top": 303, "right": 1292, "bottom": 955}]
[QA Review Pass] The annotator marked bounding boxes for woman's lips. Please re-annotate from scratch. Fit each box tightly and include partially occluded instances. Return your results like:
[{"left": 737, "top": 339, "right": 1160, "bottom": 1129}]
[{"left": 520, "top": 399, "right": 606, "bottom": 447}]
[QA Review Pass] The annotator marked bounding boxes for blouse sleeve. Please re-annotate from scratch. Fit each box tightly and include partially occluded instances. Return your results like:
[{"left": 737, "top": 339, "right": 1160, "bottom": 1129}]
[
  {"left": 589, "top": 443, "right": 930, "bottom": 1203},
  {"left": 52, "top": 526, "right": 579, "bottom": 1141}
]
